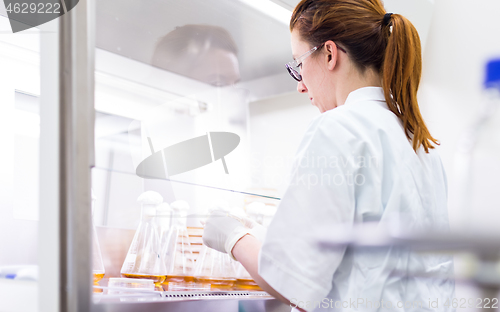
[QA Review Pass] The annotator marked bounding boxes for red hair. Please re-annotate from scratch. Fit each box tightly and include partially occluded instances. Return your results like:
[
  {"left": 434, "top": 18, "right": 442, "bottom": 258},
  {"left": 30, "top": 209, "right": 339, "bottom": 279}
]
[{"left": 291, "top": 0, "right": 439, "bottom": 153}]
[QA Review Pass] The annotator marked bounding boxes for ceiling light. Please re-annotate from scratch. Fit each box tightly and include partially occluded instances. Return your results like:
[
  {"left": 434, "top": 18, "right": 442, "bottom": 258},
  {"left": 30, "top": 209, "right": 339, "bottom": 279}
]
[{"left": 239, "top": 0, "right": 292, "bottom": 25}]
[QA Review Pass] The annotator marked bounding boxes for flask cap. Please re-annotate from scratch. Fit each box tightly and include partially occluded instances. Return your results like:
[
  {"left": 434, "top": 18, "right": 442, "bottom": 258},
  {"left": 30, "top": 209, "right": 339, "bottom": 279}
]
[
  {"left": 485, "top": 59, "right": 500, "bottom": 89},
  {"left": 137, "top": 191, "right": 163, "bottom": 205}
]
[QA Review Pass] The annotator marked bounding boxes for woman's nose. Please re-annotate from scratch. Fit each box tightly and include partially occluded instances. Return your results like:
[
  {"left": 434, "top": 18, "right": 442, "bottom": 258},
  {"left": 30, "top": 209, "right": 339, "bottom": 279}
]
[{"left": 297, "top": 80, "right": 308, "bottom": 93}]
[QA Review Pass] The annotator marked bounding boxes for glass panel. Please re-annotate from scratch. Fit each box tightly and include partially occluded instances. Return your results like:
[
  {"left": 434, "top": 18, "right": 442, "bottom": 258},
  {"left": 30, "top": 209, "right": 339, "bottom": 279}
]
[
  {"left": 0, "top": 15, "right": 40, "bottom": 273},
  {"left": 91, "top": 0, "right": 299, "bottom": 292},
  {"left": 92, "top": 0, "right": 294, "bottom": 228}
]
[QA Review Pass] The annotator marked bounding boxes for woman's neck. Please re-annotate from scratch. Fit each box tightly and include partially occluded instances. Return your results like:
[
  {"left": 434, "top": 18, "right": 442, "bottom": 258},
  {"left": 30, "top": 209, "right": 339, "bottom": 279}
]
[{"left": 335, "top": 65, "right": 382, "bottom": 107}]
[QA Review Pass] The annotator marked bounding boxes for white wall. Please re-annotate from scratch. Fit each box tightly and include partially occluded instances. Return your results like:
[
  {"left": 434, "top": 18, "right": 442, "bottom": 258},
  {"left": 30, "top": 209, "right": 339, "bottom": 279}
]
[
  {"left": 0, "top": 17, "right": 40, "bottom": 266},
  {"left": 418, "top": 0, "right": 500, "bottom": 232}
]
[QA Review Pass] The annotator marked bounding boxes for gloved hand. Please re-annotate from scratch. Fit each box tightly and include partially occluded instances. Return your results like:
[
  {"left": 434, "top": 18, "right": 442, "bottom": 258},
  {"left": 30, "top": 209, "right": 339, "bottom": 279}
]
[
  {"left": 239, "top": 216, "right": 267, "bottom": 243},
  {"left": 202, "top": 211, "right": 250, "bottom": 260}
]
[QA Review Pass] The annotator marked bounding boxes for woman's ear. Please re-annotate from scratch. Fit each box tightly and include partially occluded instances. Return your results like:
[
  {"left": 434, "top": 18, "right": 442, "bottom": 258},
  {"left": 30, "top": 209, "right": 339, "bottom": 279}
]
[{"left": 324, "top": 40, "right": 338, "bottom": 71}]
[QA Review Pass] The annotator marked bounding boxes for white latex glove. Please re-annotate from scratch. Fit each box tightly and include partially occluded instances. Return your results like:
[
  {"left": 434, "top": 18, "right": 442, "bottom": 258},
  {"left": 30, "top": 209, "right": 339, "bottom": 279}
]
[
  {"left": 202, "top": 211, "right": 250, "bottom": 260},
  {"left": 240, "top": 216, "right": 267, "bottom": 243}
]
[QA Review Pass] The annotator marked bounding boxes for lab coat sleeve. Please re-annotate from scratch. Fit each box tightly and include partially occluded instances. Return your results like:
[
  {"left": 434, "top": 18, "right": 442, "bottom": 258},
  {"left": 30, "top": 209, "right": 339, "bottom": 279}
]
[{"left": 259, "top": 113, "right": 360, "bottom": 308}]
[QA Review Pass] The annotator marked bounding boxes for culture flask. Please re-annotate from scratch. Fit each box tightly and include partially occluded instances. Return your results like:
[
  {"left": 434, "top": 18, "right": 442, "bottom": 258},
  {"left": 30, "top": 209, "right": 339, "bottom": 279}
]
[
  {"left": 91, "top": 192, "right": 105, "bottom": 288},
  {"left": 234, "top": 261, "right": 262, "bottom": 291},
  {"left": 156, "top": 202, "right": 172, "bottom": 242},
  {"left": 121, "top": 191, "right": 166, "bottom": 286},
  {"left": 193, "top": 245, "right": 236, "bottom": 290},
  {"left": 162, "top": 200, "right": 196, "bottom": 290}
]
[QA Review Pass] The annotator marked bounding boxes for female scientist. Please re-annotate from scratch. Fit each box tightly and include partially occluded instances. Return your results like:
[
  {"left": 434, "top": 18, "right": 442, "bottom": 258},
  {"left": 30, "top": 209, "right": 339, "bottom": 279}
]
[{"left": 203, "top": 0, "right": 455, "bottom": 311}]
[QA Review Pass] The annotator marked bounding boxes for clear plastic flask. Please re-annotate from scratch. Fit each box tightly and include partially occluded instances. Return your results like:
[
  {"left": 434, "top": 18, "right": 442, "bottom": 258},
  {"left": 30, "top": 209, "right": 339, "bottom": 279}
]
[
  {"left": 234, "top": 261, "right": 262, "bottom": 291},
  {"left": 91, "top": 191, "right": 105, "bottom": 286},
  {"left": 162, "top": 200, "right": 195, "bottom": 290},
  {"left": 121, "top": 191, "right": 166, "bottom": 287},
  {"left": 156, "top": 202, "right": 172, "bottom": 243},
  {"left": 193, "top": 246, "right": 236, "bottom": 290}
]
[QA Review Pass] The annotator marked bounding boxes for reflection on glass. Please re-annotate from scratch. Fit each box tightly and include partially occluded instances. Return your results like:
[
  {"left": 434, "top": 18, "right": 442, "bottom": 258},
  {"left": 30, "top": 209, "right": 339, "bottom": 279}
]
[
  {"left": 152, "top": 24, "right": 240, "bottom": 87},
  {"left": 135, "top": 24, "right": 251, "bottom": 214}
]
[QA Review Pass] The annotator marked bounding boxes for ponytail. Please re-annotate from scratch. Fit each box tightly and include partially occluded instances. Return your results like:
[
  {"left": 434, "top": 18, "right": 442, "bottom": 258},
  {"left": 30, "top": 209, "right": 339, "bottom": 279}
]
[
  {"left": 382, "top": 14, "right": 439, "bottom": 153},
  {"left": 291, "top": 0, "right": 439, "bottom": 153}
]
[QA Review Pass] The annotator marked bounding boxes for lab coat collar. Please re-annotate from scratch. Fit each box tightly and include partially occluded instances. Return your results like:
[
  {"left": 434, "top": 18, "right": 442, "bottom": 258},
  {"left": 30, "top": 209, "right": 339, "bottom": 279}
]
[{"left": 344, "top": 87, "right": 386, "bottom": 106}]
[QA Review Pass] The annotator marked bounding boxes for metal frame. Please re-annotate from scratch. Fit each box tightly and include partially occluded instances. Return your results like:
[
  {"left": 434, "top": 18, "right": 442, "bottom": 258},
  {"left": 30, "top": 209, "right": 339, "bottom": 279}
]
[
  {"left": 58, "top": 0, "right": 95, "bottom": 311},
  {"left": 92, "top": 290, "right": 287, "bottom": 312}
]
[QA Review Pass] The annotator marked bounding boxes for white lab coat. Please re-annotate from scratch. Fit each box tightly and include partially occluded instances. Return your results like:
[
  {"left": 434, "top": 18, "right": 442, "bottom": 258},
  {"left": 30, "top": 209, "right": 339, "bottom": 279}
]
[{"left": 259, "top": 87, "right": 455, "bottom": 312}]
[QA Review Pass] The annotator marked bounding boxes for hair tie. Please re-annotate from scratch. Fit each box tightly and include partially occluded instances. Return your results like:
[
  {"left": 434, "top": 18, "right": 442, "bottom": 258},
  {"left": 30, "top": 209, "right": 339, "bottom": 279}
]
[{"left": 383, "top": 13, "right": 393, "bottom": 26}]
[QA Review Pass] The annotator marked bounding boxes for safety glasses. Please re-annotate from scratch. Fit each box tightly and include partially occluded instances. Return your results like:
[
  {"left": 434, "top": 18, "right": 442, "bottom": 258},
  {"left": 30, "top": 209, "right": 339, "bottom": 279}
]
[{"left": 285, "top": 43, "right": 347, "bottom": 82}]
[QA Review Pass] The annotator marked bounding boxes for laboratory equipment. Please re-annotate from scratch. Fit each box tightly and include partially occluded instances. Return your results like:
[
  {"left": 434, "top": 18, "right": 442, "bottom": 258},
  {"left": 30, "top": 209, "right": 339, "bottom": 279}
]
[
  {"left": 120, "top": 191, "right": 166, "bottom": 286},
  {"left": 156, "top": 202, "right": 172, "bottom": 242},
  {"left": 234, "top": 262, "right": 262, "bottom": 291},
  {"left": 455, "top": 58, "right": 500, "bottom": 230},
  {"left": 170, "top": 200, "right": 190, "bottom": 220},
  {"left": 193, "top": 245, "right": 236, "bottom": 290},
  {"left": 187, "top": 227, "right": 204, "bottom": 263},
  {"left": 193, "top": 205, "right": 240, "bottom": 290},
  {"left": 0, "top": 265, "right": 38, "bottom": 281},
  {"left": 162, "top": 200, "right": 195, "bottom": 290},
  {"left": 91, "top": 192, "right": 105, "bottom": 286},
  {"left": 108, "top": 277, "right": 155, "bottom": 294},
  {"left": 245, "top": 201, "right": 277, "bottom": 227},
  {"left": 230, "top": 201, "right": 275, "bottom": 291}
]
